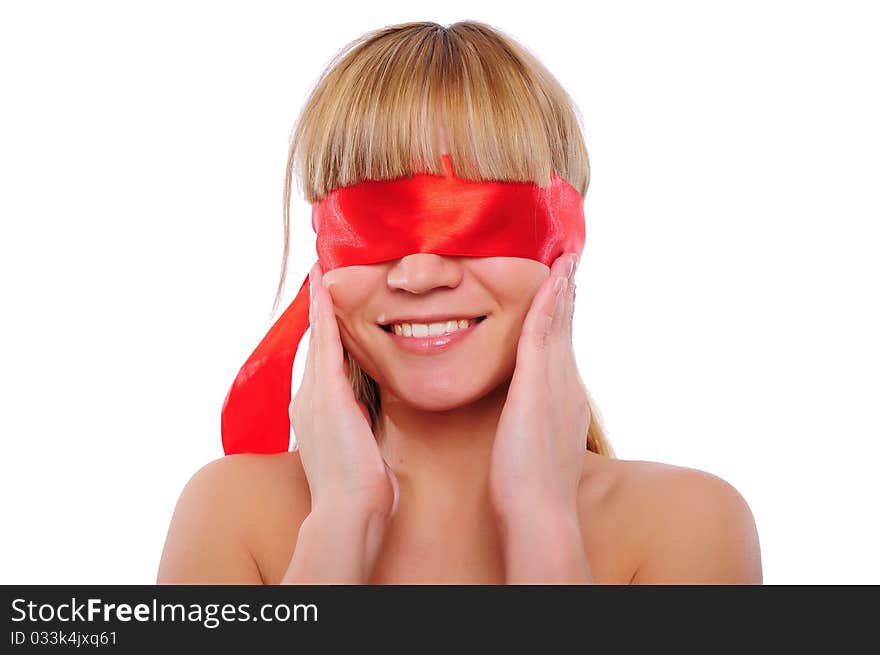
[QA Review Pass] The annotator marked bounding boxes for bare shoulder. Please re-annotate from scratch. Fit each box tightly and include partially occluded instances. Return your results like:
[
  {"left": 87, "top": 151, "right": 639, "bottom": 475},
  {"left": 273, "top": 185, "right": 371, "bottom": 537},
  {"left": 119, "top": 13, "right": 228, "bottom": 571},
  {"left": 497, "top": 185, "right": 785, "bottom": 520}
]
[
  {"left": 578, "top": 454, "right": 762, "bottom": 584},
  {"left": 157, "top": 451, "right": 310, "bottom": 584}
]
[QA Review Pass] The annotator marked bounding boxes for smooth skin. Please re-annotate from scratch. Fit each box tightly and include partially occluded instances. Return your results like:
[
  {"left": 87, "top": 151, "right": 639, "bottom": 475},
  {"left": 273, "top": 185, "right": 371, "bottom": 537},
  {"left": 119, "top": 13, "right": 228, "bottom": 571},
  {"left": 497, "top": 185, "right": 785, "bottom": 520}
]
[
  {"left": 158, "top": 110, "right": 760, "bottom": 584},
  {"left": 157, "top": 252, "right": 762, "bottom": 584}
]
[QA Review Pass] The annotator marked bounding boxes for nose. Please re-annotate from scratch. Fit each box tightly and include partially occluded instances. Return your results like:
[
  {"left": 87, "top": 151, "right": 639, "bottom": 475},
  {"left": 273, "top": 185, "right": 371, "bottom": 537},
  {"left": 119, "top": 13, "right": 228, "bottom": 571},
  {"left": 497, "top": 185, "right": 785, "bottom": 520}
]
[{"left": 386, "top": 253, "right": 463, "bottom": 294}]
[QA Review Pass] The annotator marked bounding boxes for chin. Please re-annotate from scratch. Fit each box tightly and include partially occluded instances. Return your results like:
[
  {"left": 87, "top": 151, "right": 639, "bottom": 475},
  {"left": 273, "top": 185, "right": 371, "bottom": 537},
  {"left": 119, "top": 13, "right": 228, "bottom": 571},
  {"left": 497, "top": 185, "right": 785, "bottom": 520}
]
[
  {"left": 392, "top": 386, "right": 485, "bottom": 412},
  {"left": 373, "top": 360, "right": 513, "bottom": 411}
]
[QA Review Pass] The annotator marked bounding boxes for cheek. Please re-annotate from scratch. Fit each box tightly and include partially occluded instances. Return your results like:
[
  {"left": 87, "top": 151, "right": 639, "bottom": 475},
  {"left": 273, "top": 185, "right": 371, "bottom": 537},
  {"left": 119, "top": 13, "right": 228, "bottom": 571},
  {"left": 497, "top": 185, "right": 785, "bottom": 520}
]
[
  {"left": 326, "top": 288, "right": 360, "bottom": 322},
  {"left": 488, "top": 276, "right": 546, "bottom": 318},
  {"left": 472, "top": 258, "right": 548, "bottom": 306},
  {"left": 323, "top": 278, "right": 381, "bottom": 362},
  {"left": 324, "top": 274, "right": 377, "bottom": 321}
]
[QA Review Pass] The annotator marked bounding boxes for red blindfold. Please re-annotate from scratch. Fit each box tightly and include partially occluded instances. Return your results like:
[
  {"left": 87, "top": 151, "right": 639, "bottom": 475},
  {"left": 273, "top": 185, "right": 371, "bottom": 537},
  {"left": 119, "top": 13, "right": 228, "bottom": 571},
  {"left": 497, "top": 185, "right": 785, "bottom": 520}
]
[{"left": 221, "top": 154, "right": 586, "bottom": 455}]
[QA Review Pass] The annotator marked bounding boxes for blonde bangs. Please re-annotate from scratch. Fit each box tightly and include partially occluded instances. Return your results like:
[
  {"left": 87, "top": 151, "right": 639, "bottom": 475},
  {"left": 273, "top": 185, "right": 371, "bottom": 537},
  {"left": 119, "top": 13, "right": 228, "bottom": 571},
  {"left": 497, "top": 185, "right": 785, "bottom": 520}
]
[{"left": 286, "top": 20, "right": 590, "bottom": 204}]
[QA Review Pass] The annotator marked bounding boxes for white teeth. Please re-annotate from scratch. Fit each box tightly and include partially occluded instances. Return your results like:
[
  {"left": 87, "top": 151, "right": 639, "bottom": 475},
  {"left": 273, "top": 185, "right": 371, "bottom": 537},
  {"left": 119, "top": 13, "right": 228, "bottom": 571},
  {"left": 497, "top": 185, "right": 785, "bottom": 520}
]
[{"left": 389, "top": 318, "right": 477, "bottom": 338}]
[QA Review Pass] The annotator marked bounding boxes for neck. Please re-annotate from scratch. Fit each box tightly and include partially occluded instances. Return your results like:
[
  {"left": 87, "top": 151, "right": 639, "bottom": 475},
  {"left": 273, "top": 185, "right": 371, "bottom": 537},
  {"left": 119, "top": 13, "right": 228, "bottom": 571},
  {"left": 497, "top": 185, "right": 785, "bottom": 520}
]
[{"left": 376, "top": 379, "right": 510, "bottom": 513}]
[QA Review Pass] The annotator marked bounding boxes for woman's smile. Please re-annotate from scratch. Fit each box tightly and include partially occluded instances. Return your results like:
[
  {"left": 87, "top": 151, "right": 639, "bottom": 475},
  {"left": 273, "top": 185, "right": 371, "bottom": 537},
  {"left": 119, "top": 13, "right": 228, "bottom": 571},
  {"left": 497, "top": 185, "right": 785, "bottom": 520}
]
[
  {"left": 379, "top": 315, "right": 488, "bottom": 355},
  {"left": 320, "top": 255, "right": 547, "bottom": 405}
]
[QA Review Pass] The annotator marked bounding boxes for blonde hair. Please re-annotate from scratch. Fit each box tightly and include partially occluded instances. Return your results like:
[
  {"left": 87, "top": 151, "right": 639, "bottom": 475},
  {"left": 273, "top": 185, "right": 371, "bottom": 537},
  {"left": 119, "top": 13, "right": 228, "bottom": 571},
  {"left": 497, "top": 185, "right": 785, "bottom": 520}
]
[{"left": 273, "top": 20, "right": 615, "bottom": 458}]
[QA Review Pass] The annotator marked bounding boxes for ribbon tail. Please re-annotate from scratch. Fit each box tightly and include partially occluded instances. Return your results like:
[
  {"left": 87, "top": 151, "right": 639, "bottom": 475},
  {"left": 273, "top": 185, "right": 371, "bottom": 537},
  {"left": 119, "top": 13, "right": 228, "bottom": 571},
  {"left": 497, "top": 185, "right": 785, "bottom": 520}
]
[{"left": 221, "top": 272, "right": 311, "bottom": 455}]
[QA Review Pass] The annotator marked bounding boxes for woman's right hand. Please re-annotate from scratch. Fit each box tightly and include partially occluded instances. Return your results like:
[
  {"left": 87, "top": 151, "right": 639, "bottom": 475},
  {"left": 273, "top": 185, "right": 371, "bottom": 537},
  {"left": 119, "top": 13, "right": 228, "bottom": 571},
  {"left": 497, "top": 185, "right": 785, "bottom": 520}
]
[
  {"left": 291, "top": 261, "right": 398, "bottom": 518},
  {"left": 282, "top": 261, "right": 398, "bottom": 584}
]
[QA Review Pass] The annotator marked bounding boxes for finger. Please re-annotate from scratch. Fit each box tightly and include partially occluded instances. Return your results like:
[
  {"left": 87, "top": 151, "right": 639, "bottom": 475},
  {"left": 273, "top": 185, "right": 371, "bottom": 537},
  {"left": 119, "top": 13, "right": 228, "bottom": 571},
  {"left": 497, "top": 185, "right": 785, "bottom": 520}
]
[
  {"left": 300, "top": 263, "right": 321, "bottom": 388},
  {"left": 290, "top": 266, "right": 321, "bottom": 431},
  {"left": 310, "top": 262, "right": 346, "bottom": 379},
  {"left": 549, "top": 253, "right": 574, "bottom": 341},
  {"left": 520, "top": 254, "right": 570, "bottom": 351},
  {"left": 383, "top": 459, "right": 400, "bottom": 517},
  {"left": 301, "top": 261, "right": 332, "bottom": 387},
  {"left": 551, "top": 274, "right": 568, "bottom": 341},
  {"left": 562, "top": 254, "right": 578, "bottom": 341}
]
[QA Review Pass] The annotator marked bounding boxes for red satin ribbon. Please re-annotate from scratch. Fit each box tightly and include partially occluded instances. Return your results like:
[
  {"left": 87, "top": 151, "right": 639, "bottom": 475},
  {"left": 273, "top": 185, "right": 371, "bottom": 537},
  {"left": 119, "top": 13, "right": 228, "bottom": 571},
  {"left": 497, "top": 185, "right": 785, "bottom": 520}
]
[{"left": 221, "top": 154, "right": 586, "bottom": 455}]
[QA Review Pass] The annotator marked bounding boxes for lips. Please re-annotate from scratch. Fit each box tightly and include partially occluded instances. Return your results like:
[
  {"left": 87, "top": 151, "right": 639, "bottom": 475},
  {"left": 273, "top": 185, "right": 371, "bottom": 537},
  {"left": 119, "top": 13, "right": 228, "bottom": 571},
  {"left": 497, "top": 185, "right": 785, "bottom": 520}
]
[
  {"left": 378, "top": 315, "right": 487, "bottom": 332},
  {"left": 379, "top": 315, "right": 487, "bottom": 354}
]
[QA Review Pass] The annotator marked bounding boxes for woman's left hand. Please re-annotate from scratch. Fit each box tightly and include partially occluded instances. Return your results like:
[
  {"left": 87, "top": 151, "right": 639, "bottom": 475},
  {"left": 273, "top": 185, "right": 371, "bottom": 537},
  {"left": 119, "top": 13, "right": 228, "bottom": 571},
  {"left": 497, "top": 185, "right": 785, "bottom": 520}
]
[{"left": 488, "top": 252, "right": 590, "bottom": 525}]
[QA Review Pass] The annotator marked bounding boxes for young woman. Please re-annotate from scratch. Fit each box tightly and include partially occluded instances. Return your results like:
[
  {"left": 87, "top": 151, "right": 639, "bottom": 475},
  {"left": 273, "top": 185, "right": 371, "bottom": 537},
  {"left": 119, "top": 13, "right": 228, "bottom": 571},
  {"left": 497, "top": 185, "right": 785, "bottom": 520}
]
[{"left": 157, "top": 20, "right": 762, "bottom": 584}]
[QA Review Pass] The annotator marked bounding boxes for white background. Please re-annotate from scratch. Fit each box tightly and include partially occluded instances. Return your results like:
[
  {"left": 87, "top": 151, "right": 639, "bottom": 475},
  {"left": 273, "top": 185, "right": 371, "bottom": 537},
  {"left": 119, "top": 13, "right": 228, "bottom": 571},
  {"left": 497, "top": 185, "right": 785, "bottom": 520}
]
[{"left": 1, "top": 1, "right": 877, "bottom": 584}]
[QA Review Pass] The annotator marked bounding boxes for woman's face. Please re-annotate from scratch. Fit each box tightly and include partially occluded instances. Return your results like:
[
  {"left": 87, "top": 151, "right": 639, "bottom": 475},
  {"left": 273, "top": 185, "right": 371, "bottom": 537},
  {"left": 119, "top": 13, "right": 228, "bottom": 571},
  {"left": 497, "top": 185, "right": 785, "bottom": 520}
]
[{"left": 322, "top": 255, "right": 549, "bottom": 410}]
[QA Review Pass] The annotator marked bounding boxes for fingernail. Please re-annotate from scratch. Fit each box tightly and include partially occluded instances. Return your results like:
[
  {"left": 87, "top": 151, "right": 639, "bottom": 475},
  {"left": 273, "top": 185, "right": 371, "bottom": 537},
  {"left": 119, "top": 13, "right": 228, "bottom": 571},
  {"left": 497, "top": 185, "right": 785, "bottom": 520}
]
[{"left": 568, "top": 254, "right": 578, "bottom": 278}]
